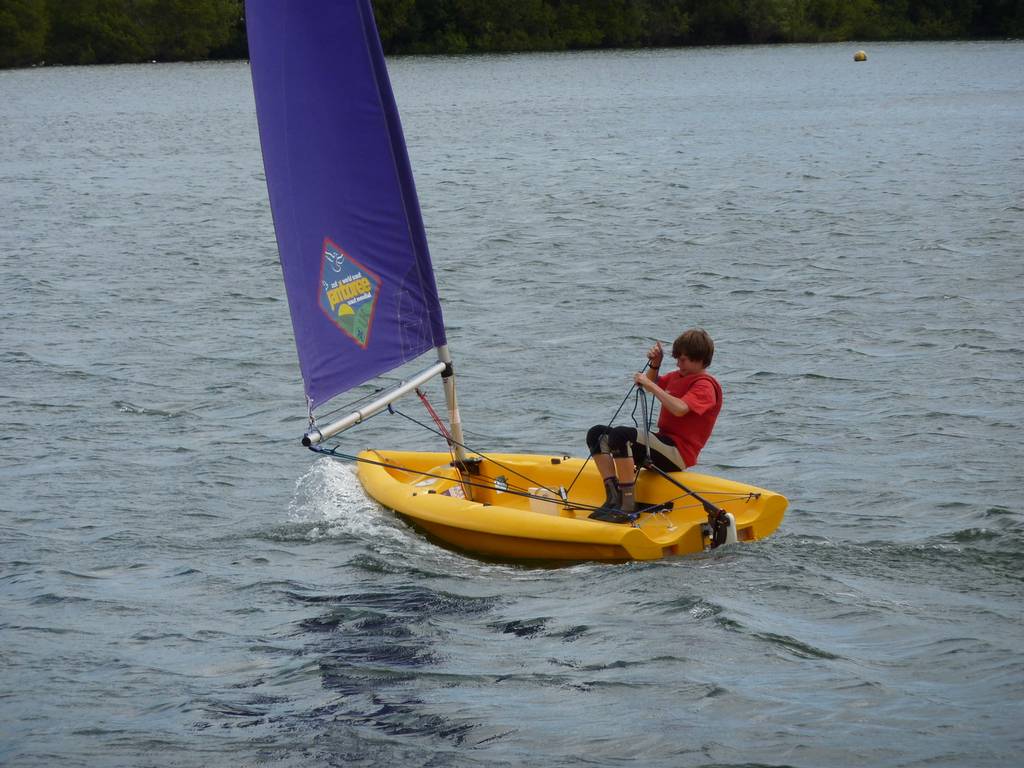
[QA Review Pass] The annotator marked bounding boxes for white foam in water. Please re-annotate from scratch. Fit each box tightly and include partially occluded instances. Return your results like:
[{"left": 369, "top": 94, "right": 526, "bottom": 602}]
[
  {"left": 284, "top": 458, "right": 535, "bottom": 570},
  {"left": 287, "top": 457, "right": 392, "bottom": 539},
  {"left": 286, "top": 457, "right": 449, "bottom": 555}
]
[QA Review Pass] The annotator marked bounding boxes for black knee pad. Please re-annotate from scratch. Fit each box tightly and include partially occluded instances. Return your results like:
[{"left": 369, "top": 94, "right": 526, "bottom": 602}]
[
  {"left": 586, "top": 425, "right": 611, "bottom": 454},
  {"left": 608, "top": 425, "right": 638, "bottom": 458}
]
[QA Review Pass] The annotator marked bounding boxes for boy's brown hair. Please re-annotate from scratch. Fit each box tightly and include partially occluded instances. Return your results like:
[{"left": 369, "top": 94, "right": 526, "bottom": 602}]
[{"left": 672, "top": 328, "right": 714, "bottom": 367}]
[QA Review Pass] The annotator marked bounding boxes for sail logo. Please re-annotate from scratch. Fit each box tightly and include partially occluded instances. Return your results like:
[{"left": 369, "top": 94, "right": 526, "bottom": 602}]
[{"left": 318, "top": 238, "right": 380, "bottom": 348}]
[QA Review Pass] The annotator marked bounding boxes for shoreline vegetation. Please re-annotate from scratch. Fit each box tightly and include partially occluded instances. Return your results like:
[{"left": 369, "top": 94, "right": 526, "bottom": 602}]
[{"left": 2, "top": 0, "right": 1022, "bottom": 70}]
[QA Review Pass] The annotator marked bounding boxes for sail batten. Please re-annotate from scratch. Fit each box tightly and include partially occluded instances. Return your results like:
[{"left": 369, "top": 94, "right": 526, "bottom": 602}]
[{"left": 247, "top": 0, "right": 447, "bottom": 412}]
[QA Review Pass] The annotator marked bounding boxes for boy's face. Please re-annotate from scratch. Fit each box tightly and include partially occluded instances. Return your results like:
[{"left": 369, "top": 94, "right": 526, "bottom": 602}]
[{"left": 674, "top": 353, "right": 705, "bottom": 376}]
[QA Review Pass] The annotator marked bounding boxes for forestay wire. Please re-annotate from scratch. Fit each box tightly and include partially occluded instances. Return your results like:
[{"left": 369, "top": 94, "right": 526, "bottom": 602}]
[{"left": 311, "top": 397, "right": 570, "bottom": 502}]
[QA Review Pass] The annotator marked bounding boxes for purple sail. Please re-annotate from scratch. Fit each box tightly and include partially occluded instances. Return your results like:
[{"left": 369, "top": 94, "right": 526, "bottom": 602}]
[{"left": 246, "top": 0, "right": 447, "bottom": 411}]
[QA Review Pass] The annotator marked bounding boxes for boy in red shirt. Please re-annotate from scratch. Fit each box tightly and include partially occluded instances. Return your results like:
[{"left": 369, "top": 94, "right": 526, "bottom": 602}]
[{"left": 586, "top": 328, "right": 722, "bottom": 518}]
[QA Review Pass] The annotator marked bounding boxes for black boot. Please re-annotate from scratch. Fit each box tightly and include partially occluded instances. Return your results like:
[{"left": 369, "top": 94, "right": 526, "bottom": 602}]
[
  {"left": 596, "top": 477, "right": 620, "bottom": 512},
  {"left": 590, "top": 478, "right": 635, "bottom": 523},
  {"left": 619, "top": 482, "right": 635, "bottom": 514}
]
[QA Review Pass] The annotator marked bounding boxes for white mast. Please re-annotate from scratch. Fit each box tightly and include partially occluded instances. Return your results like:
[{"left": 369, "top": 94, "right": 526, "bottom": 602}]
[{"left": 436, "top": 344, "right": 468, "bottom": 464}]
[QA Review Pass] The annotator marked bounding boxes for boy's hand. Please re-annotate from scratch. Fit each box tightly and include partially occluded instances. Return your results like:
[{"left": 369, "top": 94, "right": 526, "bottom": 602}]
[{"left": 647, "top": 342, "right": 664, "bottom": 368}]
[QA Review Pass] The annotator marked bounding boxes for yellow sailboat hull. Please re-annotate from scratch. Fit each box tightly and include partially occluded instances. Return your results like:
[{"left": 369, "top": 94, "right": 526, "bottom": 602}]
[{"left": 356, "top": 450, "right": 787, "bottom": 562}]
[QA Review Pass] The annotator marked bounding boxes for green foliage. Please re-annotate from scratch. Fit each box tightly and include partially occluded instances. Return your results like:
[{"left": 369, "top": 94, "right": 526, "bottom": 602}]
[
  {"left": 0, "top": 0, "right": 242, "bottom": 67},
  {"left": 0, "top": 0, "right": 48, "bottom": 67},
  {"left": 371, "top": 0, "right": 1023, "bottom": 54},
  {"left": 44, "top": 0, "right": 152, "bottom": 64},
  {"left": 373, "top": 0, "right": 692, "bottom": 52},
  {"left": 146, "top": 0, "right": 238, "bottom": 60},
  {"left": 971, "top": 0, "right": 1024, "bottom": 37},
  {"left": 0, "top": 0, "right": 1021, "bottom": 69}
]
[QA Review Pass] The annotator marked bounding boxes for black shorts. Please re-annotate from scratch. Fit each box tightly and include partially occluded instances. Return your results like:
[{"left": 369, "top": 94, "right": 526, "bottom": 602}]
[{"left": 586, "top": 424, "right": 686, "bottom": 472}]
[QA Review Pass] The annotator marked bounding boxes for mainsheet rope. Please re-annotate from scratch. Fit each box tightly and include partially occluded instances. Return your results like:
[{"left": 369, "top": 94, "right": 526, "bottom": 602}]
[{"left": 562, "top": 361, "right": 655, "bottom": 495}]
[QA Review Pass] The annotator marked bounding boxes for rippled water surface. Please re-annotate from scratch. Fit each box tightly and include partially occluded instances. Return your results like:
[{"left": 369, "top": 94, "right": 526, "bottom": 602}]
[{"left": 2, "top": 41, "right": 1023, "bottom": 767}]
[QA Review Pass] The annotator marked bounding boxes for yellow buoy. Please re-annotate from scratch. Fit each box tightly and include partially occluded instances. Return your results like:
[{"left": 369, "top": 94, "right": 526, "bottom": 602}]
[{"left": 854, "top": 50, "right": 867, "bottom": 62}]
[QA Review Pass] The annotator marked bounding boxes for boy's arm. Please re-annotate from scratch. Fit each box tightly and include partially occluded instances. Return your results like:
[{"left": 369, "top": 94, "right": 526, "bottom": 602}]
[{"left": 633, "top": 374, "right": 690, "bottom": 416}]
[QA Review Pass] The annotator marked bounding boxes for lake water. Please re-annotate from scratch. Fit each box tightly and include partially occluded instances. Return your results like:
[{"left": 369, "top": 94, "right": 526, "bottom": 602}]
[{"left": 2, "top": 40, "right": 1023, "bottom": 767}]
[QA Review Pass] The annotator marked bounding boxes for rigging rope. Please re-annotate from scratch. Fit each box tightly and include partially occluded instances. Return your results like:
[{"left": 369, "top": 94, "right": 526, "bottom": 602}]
[
  {"left": 416, "top": 387, "right": 452, "bottom": 442},
  {"left": 632, "top": 381, "right": 656, "bottom": 485},
  {"left": 414, "top": 387, "right": 467, "bottom": 498},
  {"left": 563, "top": 361, "right": 653, "bottom": 495},
  {"left": 384, "top": 402, "right": 565, "bottom": 498}
]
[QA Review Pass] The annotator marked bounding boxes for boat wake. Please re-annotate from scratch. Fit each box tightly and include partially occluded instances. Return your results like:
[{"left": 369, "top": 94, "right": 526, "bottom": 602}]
[
  {"left": 286, "top": 456, "right": 399, "bottom": 541},
  {"left": 284, "top": 457, "right": 476, "bottom": 567}
]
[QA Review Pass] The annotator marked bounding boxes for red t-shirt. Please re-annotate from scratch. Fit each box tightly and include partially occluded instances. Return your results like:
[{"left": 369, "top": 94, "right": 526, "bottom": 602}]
[{"left": 655, "top": 371, "right": 722, "bottom": 467}]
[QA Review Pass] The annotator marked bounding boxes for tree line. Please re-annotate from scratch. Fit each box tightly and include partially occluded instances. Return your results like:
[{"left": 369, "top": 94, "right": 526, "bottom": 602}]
[{"left": 2, "top": 0, "right": 1022, "bottom": 69}]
